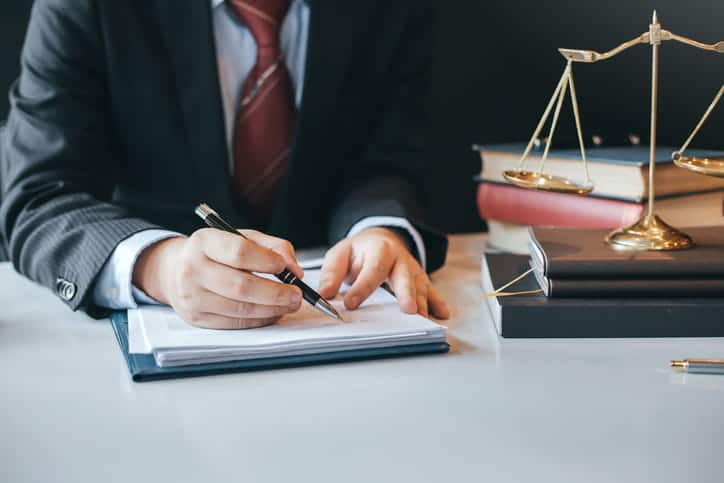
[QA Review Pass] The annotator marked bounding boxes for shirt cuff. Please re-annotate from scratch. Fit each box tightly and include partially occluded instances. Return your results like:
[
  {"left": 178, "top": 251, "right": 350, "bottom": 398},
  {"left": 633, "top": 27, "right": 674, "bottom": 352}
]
[
  {"left": 346, "top": 216, "right": 427, "bottom": 271},
  {"left": 92, "top": 229, "right": 184, "bottom": 309}
]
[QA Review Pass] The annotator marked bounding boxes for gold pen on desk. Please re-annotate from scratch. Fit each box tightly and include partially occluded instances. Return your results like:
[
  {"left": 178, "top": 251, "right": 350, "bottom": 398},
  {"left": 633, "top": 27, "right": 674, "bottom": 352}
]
[{"left": 670, "top": 359, "right": 724, "bottom": 375}]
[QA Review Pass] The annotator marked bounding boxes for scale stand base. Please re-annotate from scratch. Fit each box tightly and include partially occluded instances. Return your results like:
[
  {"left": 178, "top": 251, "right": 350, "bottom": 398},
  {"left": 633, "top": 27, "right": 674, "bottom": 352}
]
[{"left": 606, "top": 214, "right": 694, "bottom": 251}]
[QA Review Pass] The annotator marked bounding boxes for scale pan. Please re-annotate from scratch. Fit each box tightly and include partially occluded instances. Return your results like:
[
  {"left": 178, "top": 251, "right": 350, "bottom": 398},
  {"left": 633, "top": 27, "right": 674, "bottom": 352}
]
[
  {"left": 502, "top": 170, "right": 593, "bottom": 194},
  {"left": 673, "top": 155, "right": 724, "bottom": 178}
]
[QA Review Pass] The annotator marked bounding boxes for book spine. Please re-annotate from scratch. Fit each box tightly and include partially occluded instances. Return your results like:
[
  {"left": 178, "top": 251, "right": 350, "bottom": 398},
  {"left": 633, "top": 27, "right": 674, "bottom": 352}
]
[
  {"left": 476, "top": 182, "right": 642, "bottom": 228},
  {"left": 547, "top": 278, "right": 724, "bottom": 298},
  {"left": 502, "top": 303, "right": 724, "bottom": 338},
  {"left": 546, "top": 259, "right": 724, "bottom": 279}
]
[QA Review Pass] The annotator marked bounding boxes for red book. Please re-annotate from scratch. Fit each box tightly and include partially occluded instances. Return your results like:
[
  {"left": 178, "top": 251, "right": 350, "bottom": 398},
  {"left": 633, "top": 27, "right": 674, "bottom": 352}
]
[{"left": 476, "top": 182, "right": 644, "bottom": 228}]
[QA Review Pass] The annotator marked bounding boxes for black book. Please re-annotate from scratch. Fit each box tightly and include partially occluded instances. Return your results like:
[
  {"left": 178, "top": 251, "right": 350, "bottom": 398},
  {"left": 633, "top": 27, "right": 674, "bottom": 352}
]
[
  {"left": 482, "top": 253, "right": 724, "bottom": 338},
  {"left": 529, "top": 226, "right": 724, "bottom": 279},
  {"left": 528, "top": 226, "right": 724, "bottom": 297},
  {"left": 531, "top": 268, "right": 724, "bottom": 298}
]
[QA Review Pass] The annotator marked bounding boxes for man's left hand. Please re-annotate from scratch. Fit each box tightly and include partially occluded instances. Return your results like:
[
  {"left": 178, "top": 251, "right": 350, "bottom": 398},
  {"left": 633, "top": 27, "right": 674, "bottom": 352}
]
[{"left": 318, "top": 227, "right": 450, "bottom": 319}]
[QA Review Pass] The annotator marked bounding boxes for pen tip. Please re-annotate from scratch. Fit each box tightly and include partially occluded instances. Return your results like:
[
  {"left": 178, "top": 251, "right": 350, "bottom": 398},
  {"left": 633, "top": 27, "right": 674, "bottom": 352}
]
[
  {"left": 670, "top": 360, "right": 685, "bottom": 369},
  {"left": 317, "top": 298, "right": 344, "bottom": 321},
  {"left": 329, "top": 305, "right": 345, "bottom": 322}
]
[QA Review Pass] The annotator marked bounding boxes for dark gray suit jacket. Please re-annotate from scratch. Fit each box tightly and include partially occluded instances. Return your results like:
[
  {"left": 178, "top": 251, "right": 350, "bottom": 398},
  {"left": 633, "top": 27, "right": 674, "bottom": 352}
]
[
  {"left": 0, "top": 0, "right": 447, "bottom": 312},
  {"left": 0, "top": 125, "right": 6, "bottom": 262}
]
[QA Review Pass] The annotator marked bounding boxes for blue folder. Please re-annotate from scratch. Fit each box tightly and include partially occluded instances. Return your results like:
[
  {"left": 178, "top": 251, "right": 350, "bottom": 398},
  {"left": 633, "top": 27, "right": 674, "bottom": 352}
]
[{"left": 110, "top": 312, "right": 450, "bottom": 382}]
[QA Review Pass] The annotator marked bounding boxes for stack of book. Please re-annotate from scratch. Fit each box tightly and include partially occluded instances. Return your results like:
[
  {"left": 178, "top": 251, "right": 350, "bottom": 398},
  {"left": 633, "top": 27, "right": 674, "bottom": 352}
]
[
  {"left": 482, "top": 226, "right": 724, "bottom": 338},
  {"left": 474, "top": 143, "right": 724, "bottom": 253}
]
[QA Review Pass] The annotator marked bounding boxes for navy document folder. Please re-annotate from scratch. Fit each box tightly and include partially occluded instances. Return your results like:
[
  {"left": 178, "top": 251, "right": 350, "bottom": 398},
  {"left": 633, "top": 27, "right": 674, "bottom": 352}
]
[
  {"left": 109, "top": 271, "right": 448, "bottom": 382},
  {"left": 110, "top": 312, "right": 449, "bottom": 382}
]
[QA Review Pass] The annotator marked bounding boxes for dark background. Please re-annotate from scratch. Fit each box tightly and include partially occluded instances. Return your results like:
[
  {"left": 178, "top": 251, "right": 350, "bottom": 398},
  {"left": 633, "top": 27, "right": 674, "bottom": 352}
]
[{"left": 2, "top": 1, "right": 722, "bottom": 233}]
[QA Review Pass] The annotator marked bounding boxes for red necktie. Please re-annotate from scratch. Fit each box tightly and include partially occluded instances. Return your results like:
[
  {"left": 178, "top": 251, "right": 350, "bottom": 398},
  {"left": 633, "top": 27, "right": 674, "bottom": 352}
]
[{"left": 227, "top": 0, "right": 294, "bottom": 218}]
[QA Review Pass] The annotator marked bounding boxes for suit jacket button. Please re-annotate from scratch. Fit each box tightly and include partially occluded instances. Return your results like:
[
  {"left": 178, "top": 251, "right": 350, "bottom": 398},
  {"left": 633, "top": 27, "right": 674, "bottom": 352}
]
[{"left": 56, "top": 277, "right": 77, "bottom": 301}]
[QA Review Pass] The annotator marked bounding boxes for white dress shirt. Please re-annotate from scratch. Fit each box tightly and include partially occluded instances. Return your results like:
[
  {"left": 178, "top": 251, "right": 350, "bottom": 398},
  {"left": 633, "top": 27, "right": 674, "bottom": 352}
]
[{"left": 92, "top": 0, "right": 425, "bottom": 309}]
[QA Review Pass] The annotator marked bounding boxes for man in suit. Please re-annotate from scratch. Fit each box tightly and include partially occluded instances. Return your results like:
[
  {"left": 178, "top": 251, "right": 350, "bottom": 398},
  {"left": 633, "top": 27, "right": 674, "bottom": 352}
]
[{"left": 0, "top": 0, "right": 449, "bottom": 328}]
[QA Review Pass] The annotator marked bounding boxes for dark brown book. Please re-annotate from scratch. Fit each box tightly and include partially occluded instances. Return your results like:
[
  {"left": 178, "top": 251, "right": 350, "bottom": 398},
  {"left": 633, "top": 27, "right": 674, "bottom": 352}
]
[
  {"left": 482, "top": 253, "right": 724, "bottom": 338},
  {"left": 532, "top": 267, "right": 724, "bottom": 297},
  {"left": 529, "top": 226, "right": 724, "bottom": 279}
]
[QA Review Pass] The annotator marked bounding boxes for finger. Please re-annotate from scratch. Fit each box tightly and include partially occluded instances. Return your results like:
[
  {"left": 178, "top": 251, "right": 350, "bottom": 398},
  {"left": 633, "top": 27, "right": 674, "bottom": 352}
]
[
  {"left": 199, "top": 261, "right": 302, "bottom": 306},
  {"left": 192, "top": 228, "right": 286, "bottom": 274},
  {"left": 427, "top": 285, "right": 451, "bottom": 320},
  {"left": 240, "top": 230, "right": 304, "bottom": 278},
  {"left": 388, "top": 261, "right": 417, "bottom": 314},
  {"left": 318, "top": 241, "right": 351, "bottom": 299},
  {"left": 194, "top": 290, "right": 300, "bottom": 319},
  {"left": 344, "top": 245, "right": 395, "bottom": 310},
  {"left": 415, "top": 274, "right": 429, "bottom": 318},
  {"left": 185, "top": 312, "right": 282, "bottom": 330}
]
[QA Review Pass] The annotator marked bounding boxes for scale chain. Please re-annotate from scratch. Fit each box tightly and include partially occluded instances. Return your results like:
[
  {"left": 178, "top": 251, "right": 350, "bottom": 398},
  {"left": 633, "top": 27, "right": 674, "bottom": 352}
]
[
  {"left": 537, "top": 61, "right": 571, "bottom": 174},
  {"left": 675, "top": 84, "right": 724, "bottom": 157},
  {"left": 516, "top": 62, "right": 572, "bottom": 169},
  {"left": 566, "top": 65, "right": 592, "bottom": 185}
]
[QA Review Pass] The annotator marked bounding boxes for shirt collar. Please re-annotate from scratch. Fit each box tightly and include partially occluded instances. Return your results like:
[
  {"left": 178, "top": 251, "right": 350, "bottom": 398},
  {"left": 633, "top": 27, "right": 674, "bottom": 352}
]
[{"left": 211, "top": 0, "right": 307, "bottom": 9}]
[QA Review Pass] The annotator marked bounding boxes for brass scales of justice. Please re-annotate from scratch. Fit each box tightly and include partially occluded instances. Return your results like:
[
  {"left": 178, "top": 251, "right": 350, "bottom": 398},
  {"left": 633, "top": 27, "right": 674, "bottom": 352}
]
[{"left": 503, "top": 11, "right": 723, "bottom": 251}]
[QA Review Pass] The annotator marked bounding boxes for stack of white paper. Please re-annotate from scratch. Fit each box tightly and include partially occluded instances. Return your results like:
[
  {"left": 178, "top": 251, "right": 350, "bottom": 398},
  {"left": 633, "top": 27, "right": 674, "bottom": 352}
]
[{"left": 128, "top": 270, "right": 446, "bottom": 367}]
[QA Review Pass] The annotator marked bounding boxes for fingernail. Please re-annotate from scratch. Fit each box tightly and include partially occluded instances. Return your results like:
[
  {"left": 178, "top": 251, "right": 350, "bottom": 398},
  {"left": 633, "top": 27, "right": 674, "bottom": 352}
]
[
  {"left": 348, "top": 296, "right": 360, "bottom": 308},
  {"left": 290, "top": 292, "right": 301, "bottom": 306}
]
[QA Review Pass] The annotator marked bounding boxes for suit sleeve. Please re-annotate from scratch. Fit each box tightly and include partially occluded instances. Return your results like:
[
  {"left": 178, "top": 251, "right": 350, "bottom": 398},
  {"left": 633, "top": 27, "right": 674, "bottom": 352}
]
[
  {"left": 0, "top": 0, "right": 160, "bottom": 311},
  {"left": 327, "top": 1, "right": 448, "bottom": 272}
]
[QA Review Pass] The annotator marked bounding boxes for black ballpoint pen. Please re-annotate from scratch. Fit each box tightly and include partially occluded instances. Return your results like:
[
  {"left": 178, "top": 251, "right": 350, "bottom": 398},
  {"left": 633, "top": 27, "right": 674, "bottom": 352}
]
[{"left": 195, "top": 203, "right": 343, "bottom": 321}]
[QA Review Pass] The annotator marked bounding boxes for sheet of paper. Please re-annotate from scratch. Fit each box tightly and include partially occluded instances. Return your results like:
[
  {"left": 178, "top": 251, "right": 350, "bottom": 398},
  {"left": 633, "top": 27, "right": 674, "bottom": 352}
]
[
  {"left": 129, "top": 270, "right": 445, "bottom": 358},
  {"left": 299, "top": 257, "right": 324, "bottom": 270},
  {"left": 127, "top": 306, "right": 151, "bottom": 353}
]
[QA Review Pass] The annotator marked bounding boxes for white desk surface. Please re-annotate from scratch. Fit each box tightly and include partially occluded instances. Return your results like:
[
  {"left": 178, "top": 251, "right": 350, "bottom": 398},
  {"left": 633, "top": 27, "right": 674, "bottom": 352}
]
[{"left": 2, "top": 233, "right": 724, "bottom": 483}]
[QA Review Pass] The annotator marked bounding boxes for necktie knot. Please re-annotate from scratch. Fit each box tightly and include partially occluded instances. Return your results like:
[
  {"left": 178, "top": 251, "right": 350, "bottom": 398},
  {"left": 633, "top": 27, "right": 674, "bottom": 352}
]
[{"left": 227, "top": 0, "right": 291, "bottom": 49}]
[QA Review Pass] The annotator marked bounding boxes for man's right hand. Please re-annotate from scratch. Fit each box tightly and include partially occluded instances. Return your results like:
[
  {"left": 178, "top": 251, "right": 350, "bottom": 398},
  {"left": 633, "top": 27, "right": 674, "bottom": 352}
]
[{"left": 132, "top": 228, "right": 304, "bottom": 329}]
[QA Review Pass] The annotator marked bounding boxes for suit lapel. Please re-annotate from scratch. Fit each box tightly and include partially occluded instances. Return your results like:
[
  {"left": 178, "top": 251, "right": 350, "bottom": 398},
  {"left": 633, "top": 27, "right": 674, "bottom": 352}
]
[
  {"left": 271, "top": 0, "right": 373, "bottom": 230},
  {"left": 292, "top": 0, "right": 372, "bottom": 164},
  {"left": 152, "top": 0, "right": 242, "bottom": 226}
]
